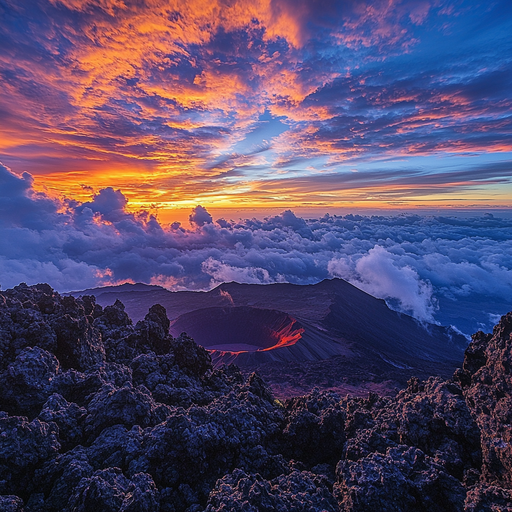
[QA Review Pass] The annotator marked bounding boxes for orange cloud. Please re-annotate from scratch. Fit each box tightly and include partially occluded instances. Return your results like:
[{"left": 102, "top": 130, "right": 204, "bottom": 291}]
[{"left": 2, "top": 0, "right": 511, "bottom": 215}]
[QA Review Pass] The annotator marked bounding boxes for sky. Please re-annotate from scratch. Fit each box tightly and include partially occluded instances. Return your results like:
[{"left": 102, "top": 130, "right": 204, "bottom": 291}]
[{"left": 1, "top": 0, "right": 511, "bottom": 217}]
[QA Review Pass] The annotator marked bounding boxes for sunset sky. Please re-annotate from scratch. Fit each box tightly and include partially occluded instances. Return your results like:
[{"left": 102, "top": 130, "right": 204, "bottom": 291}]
[{"left": 1, "top": 0, "right": 511, "bottom": 220}]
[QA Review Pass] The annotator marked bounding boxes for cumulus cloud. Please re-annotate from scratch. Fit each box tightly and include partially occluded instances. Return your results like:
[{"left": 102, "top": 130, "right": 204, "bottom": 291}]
[
  {"left": 328, "top": 246, "right": 437, "bottom": 323},
  {"left": 1, "top": 163, "right": 511, "bottom": 333},
  {"left": 201, "top": 257, "right": 279, "bottom": 287},
  {"left": 189, "top": 205, "right": 213, "bottom": 227},
  {"left": 78, "top": 187, "right": 128, "bottom": 222},
  {"left": 0, "top": 163, "right": 60, "bottom": 230}
]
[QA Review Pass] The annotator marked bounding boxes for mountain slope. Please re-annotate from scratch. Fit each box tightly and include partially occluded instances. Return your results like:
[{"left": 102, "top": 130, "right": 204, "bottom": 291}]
[{"left": 72, "top": 279, "right": 466, "bottom": 379}]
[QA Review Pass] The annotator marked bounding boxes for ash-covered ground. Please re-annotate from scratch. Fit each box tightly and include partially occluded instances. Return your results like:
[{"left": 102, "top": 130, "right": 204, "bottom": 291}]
[{"left": 0, "top": 283, "right": 511, "bottom": 511}]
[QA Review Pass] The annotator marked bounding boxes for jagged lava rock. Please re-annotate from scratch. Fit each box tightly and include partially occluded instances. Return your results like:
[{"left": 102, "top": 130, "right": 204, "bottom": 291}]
[
  {"left": 0, "top": 284, "right": 105, "bottom": 372},
  {"left": 67, "top": 468, "right": 159, "bottom": 512},
  {"left": 38, "top": 393, "right": 87, "bottom": 450},
  {"left": 455, "top": 312, "right": 512, "bottom": 488},
  {"left": 0, "top": 346, "right": 59, "bottom": 417},
  {"left": 464, "top": 484, "right": 512, "bottom": 511},
  {"left": 205, "top": 468, "right": 338, "bottom": 512},
  {"left": 0, "top": 495, "right": 24, "bottom": 512},
  {"left": 0, "top": 412, "right": 60, "bottom": 496},
  {"left": 84, "top": 382, "right": 170, "bottom": 438},
  {"left": 1, "top": 283, "right": 511, "bottom": 511},
  {"left": 334, "top": 446, "right": 466, "bottom": 512},
  {"left": 280, "top": 389, "right": 346, "bottom": 467}
]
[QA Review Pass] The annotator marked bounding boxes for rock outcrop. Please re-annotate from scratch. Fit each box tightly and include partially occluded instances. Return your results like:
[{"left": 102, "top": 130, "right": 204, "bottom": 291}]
[
  {"left": 0, "top": 283, "right": 511, "bottom": 511},
  {"left": 454, "top": 312, "right": 512, "bottom": 504}
]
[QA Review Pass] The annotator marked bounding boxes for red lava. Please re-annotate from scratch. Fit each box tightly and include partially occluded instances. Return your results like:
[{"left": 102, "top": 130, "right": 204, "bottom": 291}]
[{"left": 169, "top": 306, "right": 304, "bottom": 354}]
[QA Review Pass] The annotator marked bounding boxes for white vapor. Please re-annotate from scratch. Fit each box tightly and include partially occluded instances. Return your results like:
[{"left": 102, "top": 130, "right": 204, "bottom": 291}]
[{"left": 328, "top": 246, "right": 437, "bottom": 322}]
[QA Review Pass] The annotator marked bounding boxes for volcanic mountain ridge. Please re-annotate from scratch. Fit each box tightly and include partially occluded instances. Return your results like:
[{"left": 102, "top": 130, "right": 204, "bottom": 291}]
[{"left": 72, "top": 279, "right": 467, "bottom": 392}]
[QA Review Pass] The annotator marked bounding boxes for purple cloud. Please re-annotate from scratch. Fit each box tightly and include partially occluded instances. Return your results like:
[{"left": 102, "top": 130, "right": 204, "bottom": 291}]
[{"left": 189, "top": 206, "right": 213, "bottom": 227}]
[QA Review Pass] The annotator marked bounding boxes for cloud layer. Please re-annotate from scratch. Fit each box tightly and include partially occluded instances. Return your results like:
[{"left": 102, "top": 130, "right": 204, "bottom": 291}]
[{"left": 1, "top": 163, "right": 511, "bottom": 334}]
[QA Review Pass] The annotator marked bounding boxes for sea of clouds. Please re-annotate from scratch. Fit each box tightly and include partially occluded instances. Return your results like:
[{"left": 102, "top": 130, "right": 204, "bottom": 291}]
[{"left": 1, "top": 163, "right": 511, "bottom": 334}]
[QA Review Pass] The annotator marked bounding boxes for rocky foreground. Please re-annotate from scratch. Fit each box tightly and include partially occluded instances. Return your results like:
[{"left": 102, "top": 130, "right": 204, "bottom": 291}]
[{"left": 0, "top": 284, "right": 511, "bottom": 511}]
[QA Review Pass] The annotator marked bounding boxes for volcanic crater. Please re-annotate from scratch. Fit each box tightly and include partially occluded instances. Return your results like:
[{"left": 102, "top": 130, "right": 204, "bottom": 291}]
[{"left": 170, "top": 306, "right": 304, "bottom": 354}]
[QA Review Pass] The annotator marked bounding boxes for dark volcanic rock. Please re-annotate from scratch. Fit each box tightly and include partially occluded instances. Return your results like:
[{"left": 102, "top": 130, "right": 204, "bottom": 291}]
[
  {"left": 35, "top": 446, "right": 94, "bottom": 511},
  {"left": 0, "top": 347, "right": 59, "bottom": 417},
  {"left": 84, "top": 383, "right": 169, "bottom": 438},
  {"left": 130, "top": 352, "right": 225, "bottom": 407},
  {"left": 456, "top": 313, "right": 512, "bottom": 489},
  {"left": 67, "top": 468, "right": 160, "bottom": 512},
  {"left": 52, "top": 296, "right": 106, "bottom": 371},
  {"left": 136, "top": 303, "right": 172, "bottom": 354},
  {"left": 464, "top": 484, "right": 512, "bottom": 511},
  {"left": 86, "top": 424, "right": 144, "bottom": 473},
  {"left": 334, "top": 446, "right": 466, "bottom": 512},
  {"left": 49, "top": 367, "right": 114, "bottom": 408},
  {"left": 38, "top": 393, "right": 87, "bottom": 449},
  {"left": 0, "top": 495, "right": 24, "bottom": 512},
  {"left": 0, "top": 412, "right": 60, "bottom": 496},
  {"left": 132, "top": 381, "right": 286, "bottom": 504},
  {"left": 393, "top": 378, "right": 481, "bottom": 479},
  {"left": 1, "top": 283, "right": 511, "bottom": 512},
  {"left": 96, "top": 299, "right": 132, "bottom": 330},
  {"left": 338, "top": 378, "right": 481, "bottom": 482},
  {"left": 97, "top": 301, "right": 176, "bottom": 363},
  {"left": 0, "top": 284, "right": 105, "bottom": 372},
  {"left": 281, "top": 390, "right": 346, "bottom": 466},
  {"left": 205, "top": 469, "right": 338, "bottom": 512},
  {"left": 170, "top": 333, "right": 212, "bottom": 377}
]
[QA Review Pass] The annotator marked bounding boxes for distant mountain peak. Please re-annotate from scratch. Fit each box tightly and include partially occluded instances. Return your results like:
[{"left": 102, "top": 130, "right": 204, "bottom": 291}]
[{"left": 69, "top": 282, "right": 167, "bottom": 296}]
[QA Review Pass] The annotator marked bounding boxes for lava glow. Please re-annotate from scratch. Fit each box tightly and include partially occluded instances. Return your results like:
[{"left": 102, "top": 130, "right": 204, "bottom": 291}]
[
  {"left": 216, "top": 319, "right": 305, "bottom": 356},
  {"left": 259, "top": 319, "right": 305, "bottom": 352}
]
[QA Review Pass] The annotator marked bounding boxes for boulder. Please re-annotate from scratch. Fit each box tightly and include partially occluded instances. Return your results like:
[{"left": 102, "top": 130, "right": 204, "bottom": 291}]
[
  {"left": 334, "top": 446, "right": 466, "bottom": 512},
  {"left": 205, "top": 469, "right": 338, "bottom": 512},
  {"left": 456, "top": 313, "right": 512, "bottom": 488}
]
